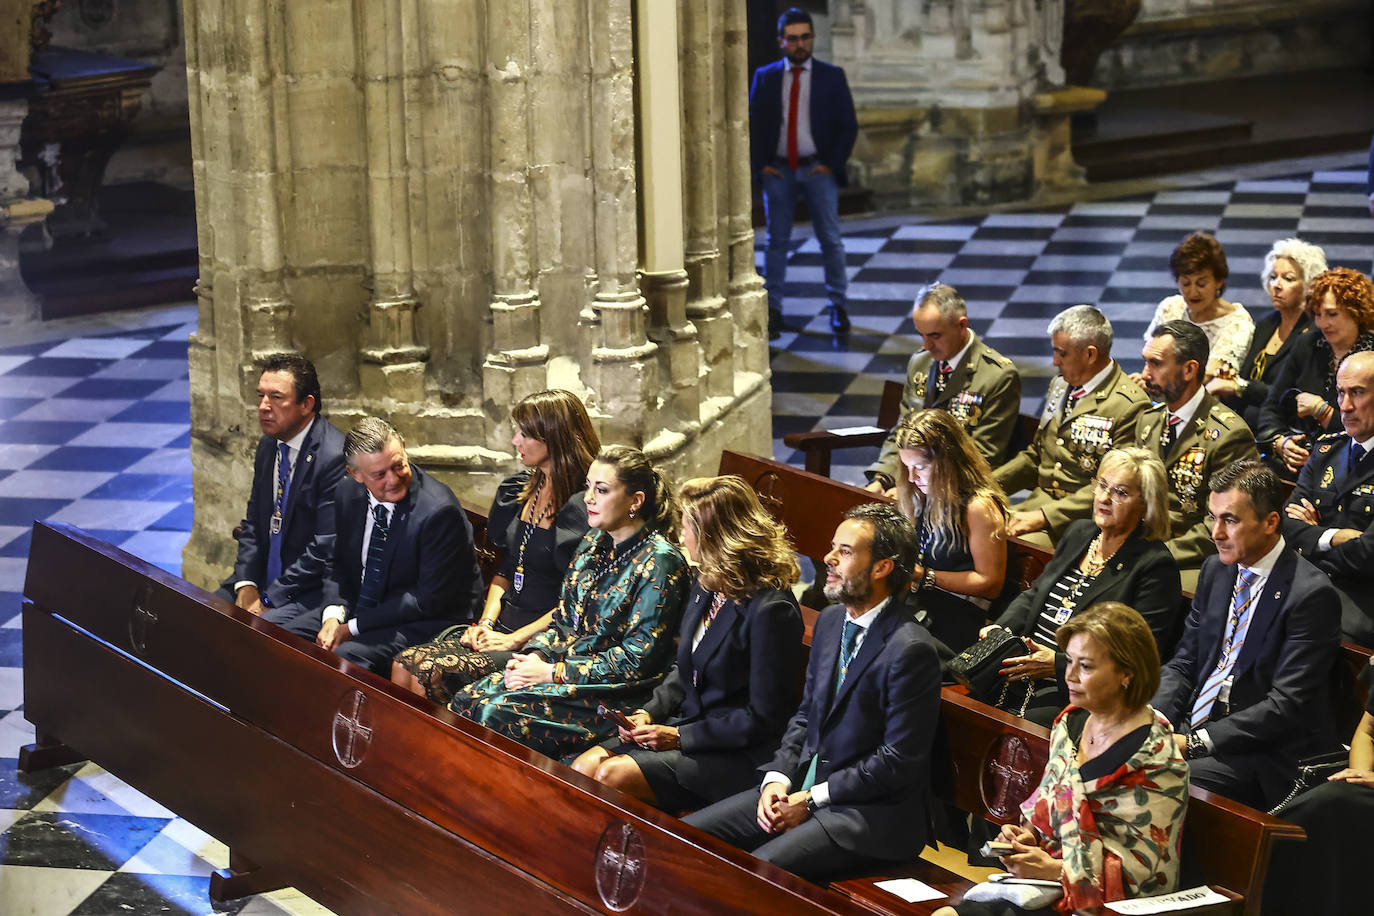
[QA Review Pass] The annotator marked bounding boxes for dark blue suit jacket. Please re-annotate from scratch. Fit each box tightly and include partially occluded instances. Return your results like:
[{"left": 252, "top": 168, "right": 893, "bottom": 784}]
[
  {"left": 226, "top": 416, "right": 346, "bottom": 609},
  {"left": 748, "top": 58, "right": 858, "bottom": 186},
  {"left": 332, "top": 465, "right": 483, "bottom": 636},
  {"left": 1153, "top": 546, "right": 1341, "bottom": 797},
  {"left": 642, "top": 584, "right": 803, "bottom": 792},
  {"left": 764, "top": 600, "right": 940, "bottom": 860}
]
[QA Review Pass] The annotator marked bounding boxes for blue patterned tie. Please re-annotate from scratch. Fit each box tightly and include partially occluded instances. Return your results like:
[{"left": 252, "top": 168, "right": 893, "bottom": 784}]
[
  {"left": 801, "top": 619, "right": 863, "bottom": 790},
  {"left": 1348, "top": 442, "right": 1366, "bottom": 478},
  {"left": 1190, "top": 568, "right": 1258, "bottom": 730},
  {"left": 265, "top": 441, "right": 291, "bottom": 587},
  {"left": 356, "top": 503, "right": 390, "bottom": 609}
]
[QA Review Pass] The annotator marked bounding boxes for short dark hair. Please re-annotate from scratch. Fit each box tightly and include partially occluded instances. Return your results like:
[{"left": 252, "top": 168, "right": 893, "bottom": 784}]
[
  {"left": 1208, "top": 458, "right": 1282, "bottom": 518},
  {"left": 777, "top": 7, "right": 812, "bottom": 34},
  {"left": 1169, "top": 232, "right": 1229, "bottom": 285},
  {"left": 261, "top": 353, "right": 322, "bottom": 414},
  {"left": 844, "top": 502, "right": 917, "bottom": 594},
  {"left": 1151, "top": 320, "right": 1210, "bottom": 373}
]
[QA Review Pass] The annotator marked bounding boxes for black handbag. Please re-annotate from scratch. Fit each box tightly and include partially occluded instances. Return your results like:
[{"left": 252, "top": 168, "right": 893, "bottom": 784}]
[
  {"left": 948, "top": 625, "right": 1024, "bottom": 704},
  {"left": 1268, "top": 749, "right": 1350, "bottom": 816}
]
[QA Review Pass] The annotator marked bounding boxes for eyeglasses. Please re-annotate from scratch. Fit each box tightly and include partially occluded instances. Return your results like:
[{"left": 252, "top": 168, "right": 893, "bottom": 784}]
[
  {"left": 1092, "top": 478, "right": 1136, "bottom": 503},
  {"left": 782, "top": 33, "right": 813, "bottom": 43}
]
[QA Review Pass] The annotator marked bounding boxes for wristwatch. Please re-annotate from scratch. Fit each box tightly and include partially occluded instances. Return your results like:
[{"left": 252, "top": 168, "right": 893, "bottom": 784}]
[
  {"left": 1185, "top": 734, "right": 1207, "bottom": 760},
  {"left": 805, "top": 792, "right": 819, "bottom": 814}
]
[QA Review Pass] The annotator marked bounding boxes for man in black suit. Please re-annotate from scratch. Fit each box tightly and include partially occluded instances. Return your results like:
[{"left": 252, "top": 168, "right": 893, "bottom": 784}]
[
  {"left": 317, "top": 417, "right": 483, "bottom": 674},
  {"left": 1284, "top": 350, "right": 1374, "bottom": 647},
  {"left": 684, "top": 503, "right": 941, "bottom": 882},
  {"left": 218, "top": 354, "right": 346, "bottom": 638},
  {"left": 1153, "top": 458, "right": 1341, "bottom": 810},
  {"left": 750, "top": 7, "right": 859, "bottom": 337}
]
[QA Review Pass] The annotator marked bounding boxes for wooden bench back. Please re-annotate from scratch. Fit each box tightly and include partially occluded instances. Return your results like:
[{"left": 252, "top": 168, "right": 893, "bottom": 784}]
[{"left": 22, "top": 522, "right": 877, "bottom": 916}]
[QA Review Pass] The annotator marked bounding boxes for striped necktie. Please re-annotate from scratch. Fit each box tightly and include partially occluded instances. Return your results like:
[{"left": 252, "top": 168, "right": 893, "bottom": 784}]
[
  {"left": 357, "top": 503, "right": 390, "bottom": 609},
  {"left": 266, "top": 441, "right": 291, "bottom": 587},
  {"left": 1189, "top": 568, "right": 1259, "bottom": 730}
]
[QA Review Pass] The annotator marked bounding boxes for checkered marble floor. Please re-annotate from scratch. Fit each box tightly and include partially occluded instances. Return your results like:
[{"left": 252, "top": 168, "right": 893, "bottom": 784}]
[{"left": 1, "top": 155, "right": 1372, "bottom": 914}]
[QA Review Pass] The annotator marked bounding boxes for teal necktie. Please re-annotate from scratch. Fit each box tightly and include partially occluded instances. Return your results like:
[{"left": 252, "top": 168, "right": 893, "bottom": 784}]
[{"left": 801, "top": 619, "right": 862, "bottom": 790}]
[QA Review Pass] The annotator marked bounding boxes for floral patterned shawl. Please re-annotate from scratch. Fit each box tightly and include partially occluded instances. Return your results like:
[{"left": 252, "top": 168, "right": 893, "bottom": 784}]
[{"left": 1020, "top": 706, "right": 1189, "bottom": 914}]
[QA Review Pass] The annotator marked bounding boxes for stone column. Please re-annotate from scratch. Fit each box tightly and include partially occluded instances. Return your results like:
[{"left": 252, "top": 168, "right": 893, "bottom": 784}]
[
  {"left": 721, "top": 0, "right": 769, "bottom": 381},
  {"left": 0, "top": 98, "right": 48, "bottom": 325},
  {"left": 356, "top": 0, "right": 428, "bottom": 406},
  {"left": 481, "top": 0, "right": 549, "bottom": 419}
]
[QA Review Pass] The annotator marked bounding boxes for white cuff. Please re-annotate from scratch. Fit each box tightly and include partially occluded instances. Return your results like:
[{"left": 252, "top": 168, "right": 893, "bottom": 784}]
[
  {"left": 1197, "top": 728, "right": 1214, "bottom": 753},
  {"left": 233, "top": 580, "right": 257, "bottom": 594},
  {"left": 1318, "top": 528, "right": 1337, "bottom": 552},
  {"left": 762, "top": 771, "right": 792, "bottom": 793},
  {"left": 322, "top": 605, "right": 347, "bottom": 625},
  {"left": 348, "top": 618, "right": 359, "bottom": 636},
  {"left": 809, "top": 781, "right": 830, "bottom": 808}
]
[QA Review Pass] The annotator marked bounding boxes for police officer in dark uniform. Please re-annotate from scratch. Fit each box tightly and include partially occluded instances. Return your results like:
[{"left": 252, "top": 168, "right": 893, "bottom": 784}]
[
  {"left": 1283, "top": 349, "right": 1374, "bottom": 647},
  {"left": 1136, "top": 321, "right": 1259, "bottom": 590},
  {"left": 866, "top": 283, "right": 1020, "bottom": 493}
]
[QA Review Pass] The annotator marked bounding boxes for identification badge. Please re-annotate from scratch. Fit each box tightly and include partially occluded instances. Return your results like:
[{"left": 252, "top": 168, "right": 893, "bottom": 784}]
[
  {"left": 513, "top": 568, "right": 525, "bottom": 592},
  {"left": 270, "top": 515, "right": 282, "bottom": 535}
]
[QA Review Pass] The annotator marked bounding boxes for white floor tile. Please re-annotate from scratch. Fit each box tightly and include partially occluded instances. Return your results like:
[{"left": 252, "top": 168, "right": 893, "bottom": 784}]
[
  {"left": 14, "top": 398, "right": 136, "bottom": 423},
  {"left": 0, "top": 864, "right": 112, "bottom": 916},
  {"left": 0, "top": 526, "right": 25, "bottom": 549},
  {"left": 0, "top": 710, "right": 36, "bottom": 758},
  {"left": 0, "top": 376, "right": 82, "bottom": 398},
  {"left": 891, "top": 223, "right": 979, "bottom": 240},
  {"left": 146, "top": 379, "right": 191, "bottom": 402},
  {"left": 123, "top": 449, "right": 193, "bottom": 476},
  {"left": 68, "top": 422, "right": 188, "bottom": 449},
  {"left": 0, "top": 470, "right": 115, "bottom": 501},
  {"left": 0, "top": 444, "right": 58, "bottom": 471},
  {"left": 0, "top": 356, "right": 33, "bottom": 376},
  {"left": 117, "top": 530, "right": 190, "bottom": 569},
  {"left": 118, "top": 830, "right": 217, "bottom": 877},
  {"left": 42, "top": 337, "right": 156, "bottom": 360},
  {"left": 90, "top": 358, "right": 191, "bottom": 381},
  {"left": 0, "top": 558, "right": 28, "bottom": 592},
  {"left": 47, "top": 499, "right": 182, "bottom": 532},
  {"left": 981, "top": 212, "right": 1064, "bottom": 228},
  {"left": 0, "top": 668, "right": 21, "bottom": 711}
]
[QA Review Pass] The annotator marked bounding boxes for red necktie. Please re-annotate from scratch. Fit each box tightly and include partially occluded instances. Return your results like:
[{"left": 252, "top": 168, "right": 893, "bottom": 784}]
[{"left": 787, "top": 66, "right": 803, "bottom": 171}]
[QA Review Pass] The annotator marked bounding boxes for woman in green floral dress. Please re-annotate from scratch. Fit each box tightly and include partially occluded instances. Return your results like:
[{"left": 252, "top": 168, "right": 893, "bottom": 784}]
[{"left": 451, "top": 445, "right": 690, "bottom": 759}]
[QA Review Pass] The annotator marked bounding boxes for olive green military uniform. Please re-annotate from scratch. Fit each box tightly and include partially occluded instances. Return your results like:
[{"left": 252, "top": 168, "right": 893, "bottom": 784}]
[
  {"left": 1134, "top": 391, "right": 1258, "bottom": 576},
  {"left": 866, "top": 335, "right": 1022, "bottom": 487},
  {"left": 994, "top": 362, "right": 1150, "bottom": 542}
]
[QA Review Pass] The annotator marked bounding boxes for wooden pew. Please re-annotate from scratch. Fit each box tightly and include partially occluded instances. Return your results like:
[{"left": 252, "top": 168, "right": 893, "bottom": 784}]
[
  {"left": 783, "top": 379, "right": 904, "bottom": 477},
  {"left": 19, "top": 521, "right": 893, "bottom": 916}
]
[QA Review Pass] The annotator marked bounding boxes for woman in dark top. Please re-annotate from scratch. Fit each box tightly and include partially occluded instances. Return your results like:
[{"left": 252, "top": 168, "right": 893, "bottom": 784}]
[
  {"left": 992, "top": 447, "right": 1181, "bottom": 726},
  {"left": 1261, "top": 660, "right": 1373, "bottom": 915},
  {"left": 1260, "top": 267, "right": 1374, "bottom": 475},
  {"left": 570, "top": 475, "right": 803, "bottom": 810},
  {"left": 893, "top": 409, "right": 1008, "bottom": 652},
  {"left": 1208, "top": 237, "right": 1324, "bottom": 431},
  {"left": 936, "top": 603, "right": 1188, "bottom": 916},
  {"left": 391, "top": 389, "right": 599, "bottom": 702}
]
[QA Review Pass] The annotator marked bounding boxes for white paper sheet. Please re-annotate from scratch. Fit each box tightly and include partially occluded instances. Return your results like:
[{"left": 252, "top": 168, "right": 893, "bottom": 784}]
[
  {"left": 872, "top": 878, "right": 947, "bottom": 903},
  {"left": 1106, "top": 886, "right": 1231, "bottom": 913},
  {"left": 826, "top": 425, "right": 885, "bottom": 436}
]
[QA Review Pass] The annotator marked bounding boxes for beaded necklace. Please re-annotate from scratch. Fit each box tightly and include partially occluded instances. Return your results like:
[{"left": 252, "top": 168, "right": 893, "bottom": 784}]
[{"left": 512, "top": 475, "right": 552, "bottom": 593}]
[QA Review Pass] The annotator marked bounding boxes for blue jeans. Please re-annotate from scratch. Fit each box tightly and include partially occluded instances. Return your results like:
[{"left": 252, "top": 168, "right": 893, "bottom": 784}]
[{"left": 761, "top": 165, "right": 847, "bottom": 312}]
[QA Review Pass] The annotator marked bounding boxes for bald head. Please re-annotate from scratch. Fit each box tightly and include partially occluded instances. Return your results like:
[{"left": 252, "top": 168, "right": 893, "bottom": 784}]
[{"left": 1336, "top": 351, "right": 1374, "bottom": 442}]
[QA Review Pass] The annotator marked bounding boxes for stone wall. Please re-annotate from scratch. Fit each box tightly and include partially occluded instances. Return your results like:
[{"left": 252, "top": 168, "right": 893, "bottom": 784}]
[
  {"left": 180, "top": 0, "right": 772, "bottom": 589},
  {"left": 1093, "top": 0, "right": 1372, "bottom": 88},
  {"left": 819, "top": 0, "right": 1080, "bottom": 209}
]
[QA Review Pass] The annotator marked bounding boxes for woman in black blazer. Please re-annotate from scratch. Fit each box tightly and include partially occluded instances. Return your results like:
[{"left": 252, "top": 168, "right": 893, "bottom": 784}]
[
  {"left": 1208, "top": 238, "right": 1325, "bottom": 432},
  {"left": 992, "top": 447, "right": 1182, "bottom": 726},
  {"left": 571, "top": 475, "right": 803, "bottom": 811}
]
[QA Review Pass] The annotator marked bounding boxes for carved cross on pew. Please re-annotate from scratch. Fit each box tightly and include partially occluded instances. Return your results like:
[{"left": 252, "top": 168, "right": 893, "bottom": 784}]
[
  {"left": 595, "top": 822, "right": 646, "bottom": 912},
  {"left": 331, "top": 689, "right": 373, "bottom": 769},
  {"left": 982, "top": 734, "right": 1035, "bottom": 820},
  {"left": 128, "top": 583, "right": 157, "bottom": 653}
]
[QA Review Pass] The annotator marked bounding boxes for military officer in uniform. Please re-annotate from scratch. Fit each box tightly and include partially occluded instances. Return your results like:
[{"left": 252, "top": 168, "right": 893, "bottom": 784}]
[
  {"left": 865, "top": 283, "right": 1021, "bottom": 494},
  {"left": 995, "top": 305, "right": 1150, "bottom": 547},
  {"left": 1283, "top": 350, "right": 1374, "bottom": 646},
  {"left": 1136, "top": 321, "right": 1259, "bottom": 592}
]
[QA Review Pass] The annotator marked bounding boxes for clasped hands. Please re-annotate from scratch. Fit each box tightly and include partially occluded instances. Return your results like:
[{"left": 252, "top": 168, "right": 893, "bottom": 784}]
[
  {"left": 503, "top": 652, "right": 554, "bottom": 688},
  {"left": 315, "top": 618, "right": 349, "bottom": 651},
  {"left": 994, "top": 823, "right": 1062, "bottom": 881},
  {"left": 460, "top": 624, "right": 519, "bottom": 653},
  {"left": 1284, "top": 499, "right": 1362, "bottom": 545},
  {"left": 755, "top": 781, "right": 811, "bottom": 835},
  {"left": 615, "top": 712, "right": 680, "bottom": 751}
]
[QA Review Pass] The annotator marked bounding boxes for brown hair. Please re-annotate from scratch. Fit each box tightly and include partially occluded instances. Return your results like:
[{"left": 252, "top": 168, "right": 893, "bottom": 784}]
[
  {"left": 511, "top": 390, "right": 601, "bottom": 509},
  {"left": 1306, "top": 267, "right": 1374, "bottom": 331},
  {"left": 679, "top": 476, "right": 800, "bottom": 599},
  {"left": 893, "top": 409, "right": 1008, "bottom": 548},
  {"left": 595, "top": 445, "right": 678, "bottom": 541},
  {"left": 1169, "top": 232, "right": 1229, "bottom": 286},
  {"left": 1056, "top": 601, "right": 1161, "bottom": 709}
]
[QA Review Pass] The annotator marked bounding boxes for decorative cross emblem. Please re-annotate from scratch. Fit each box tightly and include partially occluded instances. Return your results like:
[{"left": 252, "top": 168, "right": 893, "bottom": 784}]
[
  {"left": 128, "top": 583, "right": 157, "bottom": 653},
  {"left": 332, "top": 689, "right": 373, "bottom": 769},
  {"left": 982, "top": 735, "right": 1035, "bottom": 820},
  {"left": 595, "top": 822, "right": 646, "bottom": 911}
]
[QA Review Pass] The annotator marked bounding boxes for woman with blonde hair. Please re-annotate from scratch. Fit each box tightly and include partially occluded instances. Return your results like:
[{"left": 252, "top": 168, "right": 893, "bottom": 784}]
[
  {"left": 392, "top": 389, "right": 599, "bottom": 702},
  {"left": 893, "top": 409, "right": 1008, "bottom": 651},
  {"left": 452, "top": 445, "right": 690, "bottom": 759},
  {"left": 571, "top": 475, "right": 803, "bottom": 809},
  {"left": 990, "top": 447, "right": 1181, "bottom": 725}
]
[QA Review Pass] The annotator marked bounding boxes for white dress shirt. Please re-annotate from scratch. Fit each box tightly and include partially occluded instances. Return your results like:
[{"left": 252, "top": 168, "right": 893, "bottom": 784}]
[
  {"left": 774, "top": 57, "right": 817, "bottom": 160},
  {"left": 235, "top": 417, "right": 314, "bottom": 593},
  {"left": 322, "top": 493, "right": 398, "bottom": 636}
]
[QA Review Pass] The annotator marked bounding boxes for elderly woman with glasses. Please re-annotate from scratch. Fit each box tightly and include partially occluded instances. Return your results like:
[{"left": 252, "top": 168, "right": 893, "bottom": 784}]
[{"left": 984, "top": 447, "right": 1182, "bottom": 726}]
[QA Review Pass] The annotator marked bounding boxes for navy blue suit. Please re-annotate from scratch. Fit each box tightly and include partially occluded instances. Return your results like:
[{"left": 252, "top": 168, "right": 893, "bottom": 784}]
[
  {"left": 684, "top": 599, "right": 941, "bottom": 881},
  {"left": 330, "top": 465, "right": 483, "bottom": 673},
  {"left": 218, "top": 416, "right": 346, "bottom": 636},
  {"left": 1152, "top": 546, "right": 1341, "bottom": 810},
  {"left": 749, "top": 58, "right": 858, "bottom": 187},
  {"left": 635, "top": 585, "right": 803, "bottom": 804}
]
